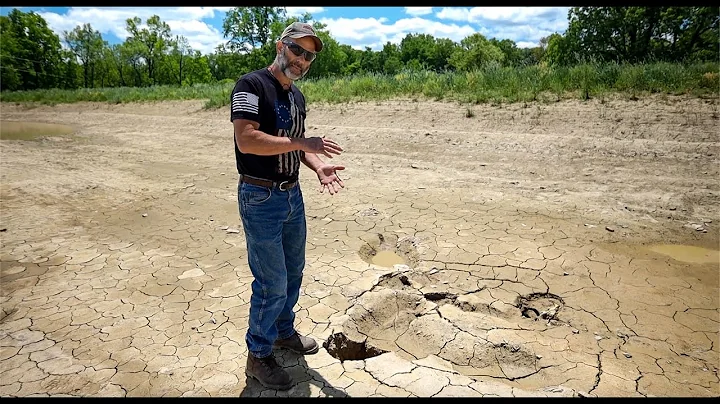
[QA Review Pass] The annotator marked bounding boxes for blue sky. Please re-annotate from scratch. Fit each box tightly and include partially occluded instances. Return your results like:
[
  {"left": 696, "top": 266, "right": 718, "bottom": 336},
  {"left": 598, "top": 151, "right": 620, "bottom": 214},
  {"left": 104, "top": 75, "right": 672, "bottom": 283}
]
[{"left": 1, "top": 7, "right": 570, "bottom": 54}]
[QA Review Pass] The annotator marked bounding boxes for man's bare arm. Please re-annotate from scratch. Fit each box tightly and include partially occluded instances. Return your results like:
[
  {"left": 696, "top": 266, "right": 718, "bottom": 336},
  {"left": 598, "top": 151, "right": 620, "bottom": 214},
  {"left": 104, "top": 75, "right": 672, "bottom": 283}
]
[
  {"left": 234, "top": 119, "right": 303, "bottom": 156},
  {"left": 234, "top": 119, "right": 343, "bottom": 158},
  {"left": 301, "top": 151, "right": 325, "bottom": 172}
]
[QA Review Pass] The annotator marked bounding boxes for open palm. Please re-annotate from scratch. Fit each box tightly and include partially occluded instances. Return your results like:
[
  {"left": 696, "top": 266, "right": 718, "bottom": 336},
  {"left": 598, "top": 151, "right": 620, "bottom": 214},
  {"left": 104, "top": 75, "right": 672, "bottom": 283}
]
[{"left": 317, "top": 164, "right": 345, "bottom": 195}]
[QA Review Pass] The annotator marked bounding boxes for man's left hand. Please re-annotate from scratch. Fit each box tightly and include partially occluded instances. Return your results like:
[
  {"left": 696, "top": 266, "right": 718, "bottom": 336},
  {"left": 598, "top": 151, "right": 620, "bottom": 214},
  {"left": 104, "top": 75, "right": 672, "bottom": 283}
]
[{"left": 316, "top": 164, "right": 345, "bottom": 195}]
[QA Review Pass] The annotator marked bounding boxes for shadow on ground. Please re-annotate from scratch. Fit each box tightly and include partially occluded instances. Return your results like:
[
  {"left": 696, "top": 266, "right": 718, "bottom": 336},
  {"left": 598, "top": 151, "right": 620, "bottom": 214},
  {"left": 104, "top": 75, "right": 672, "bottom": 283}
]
[{"left": 240, "top": 351, "right": 348, "bottom": 397}]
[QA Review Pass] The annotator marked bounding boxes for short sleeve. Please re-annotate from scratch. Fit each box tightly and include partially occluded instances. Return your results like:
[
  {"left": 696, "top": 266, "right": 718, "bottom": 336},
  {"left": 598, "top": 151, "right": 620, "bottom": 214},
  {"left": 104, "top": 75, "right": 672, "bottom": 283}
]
[{"left": 230, "top": 77, "right": 261, "bottom": 123}]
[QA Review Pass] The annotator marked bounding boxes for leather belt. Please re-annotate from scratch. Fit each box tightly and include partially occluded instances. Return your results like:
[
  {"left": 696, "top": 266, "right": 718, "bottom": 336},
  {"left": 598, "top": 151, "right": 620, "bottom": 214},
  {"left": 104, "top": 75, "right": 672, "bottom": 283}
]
[{"left": 239, "top": 174, "right": 298, "bottom": 191}]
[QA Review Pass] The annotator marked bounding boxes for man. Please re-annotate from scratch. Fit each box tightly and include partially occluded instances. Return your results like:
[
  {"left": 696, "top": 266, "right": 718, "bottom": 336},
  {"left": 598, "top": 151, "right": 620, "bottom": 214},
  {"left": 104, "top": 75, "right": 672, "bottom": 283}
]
[{"left": 229, "top": 22, "right": 346, "bottom": 390}]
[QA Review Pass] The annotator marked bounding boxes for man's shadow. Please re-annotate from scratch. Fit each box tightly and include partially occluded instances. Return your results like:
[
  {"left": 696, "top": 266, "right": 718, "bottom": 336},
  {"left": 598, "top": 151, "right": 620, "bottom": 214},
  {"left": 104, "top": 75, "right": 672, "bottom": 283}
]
[{"left": 239, "top": 348, "right": 349, "bottom": 397}]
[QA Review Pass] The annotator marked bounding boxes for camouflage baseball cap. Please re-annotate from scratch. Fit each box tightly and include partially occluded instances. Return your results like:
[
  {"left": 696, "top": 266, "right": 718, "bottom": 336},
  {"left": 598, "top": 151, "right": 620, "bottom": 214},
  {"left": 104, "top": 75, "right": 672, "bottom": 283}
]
[{"left": 280, "top": 22, "right": 323, "bottom": 52}]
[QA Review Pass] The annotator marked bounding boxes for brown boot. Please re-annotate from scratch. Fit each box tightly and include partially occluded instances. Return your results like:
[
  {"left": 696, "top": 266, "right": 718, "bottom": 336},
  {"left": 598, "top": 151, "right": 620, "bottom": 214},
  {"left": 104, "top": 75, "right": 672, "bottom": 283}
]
[
  {"left": 274, "top": 332, "right": 319, "bottom": 355},
  {"left": 245, "top": 353, "right": 293, "bottom": 390}
]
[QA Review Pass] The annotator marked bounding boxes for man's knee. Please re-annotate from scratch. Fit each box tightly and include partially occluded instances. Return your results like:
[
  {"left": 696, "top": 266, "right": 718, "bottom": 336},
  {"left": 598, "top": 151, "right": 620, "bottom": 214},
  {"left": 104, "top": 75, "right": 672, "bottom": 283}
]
[{"left": 262, "top": 284, "right": 289, "bottom": 303}]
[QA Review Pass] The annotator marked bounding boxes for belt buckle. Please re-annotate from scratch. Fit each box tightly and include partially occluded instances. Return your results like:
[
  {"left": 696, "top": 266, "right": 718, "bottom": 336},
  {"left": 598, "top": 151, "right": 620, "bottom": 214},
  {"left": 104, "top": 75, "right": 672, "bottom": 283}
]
[{"left": 278, "top": 180, "right": 289, "bottom": 191}]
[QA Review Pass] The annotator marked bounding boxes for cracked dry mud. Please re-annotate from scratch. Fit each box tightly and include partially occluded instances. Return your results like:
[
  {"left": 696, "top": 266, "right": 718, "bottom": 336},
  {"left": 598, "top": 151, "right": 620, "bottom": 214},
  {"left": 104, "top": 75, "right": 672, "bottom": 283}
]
[{"left": 1, "top": 96, "right": 718, "bottom": 397}]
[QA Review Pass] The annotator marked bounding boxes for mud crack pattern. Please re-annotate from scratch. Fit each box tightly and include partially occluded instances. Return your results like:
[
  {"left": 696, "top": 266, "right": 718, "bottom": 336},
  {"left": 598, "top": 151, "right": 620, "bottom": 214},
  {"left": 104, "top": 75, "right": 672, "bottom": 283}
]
[{"left": 1, "top": 97, "right": 718, "bottom": 397}]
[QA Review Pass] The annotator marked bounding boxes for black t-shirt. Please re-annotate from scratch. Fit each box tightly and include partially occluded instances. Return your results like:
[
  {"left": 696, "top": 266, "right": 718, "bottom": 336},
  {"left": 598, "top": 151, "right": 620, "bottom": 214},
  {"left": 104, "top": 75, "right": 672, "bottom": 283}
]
[{"left": 229, "top": 68, "right": 307, "bottom": 182}]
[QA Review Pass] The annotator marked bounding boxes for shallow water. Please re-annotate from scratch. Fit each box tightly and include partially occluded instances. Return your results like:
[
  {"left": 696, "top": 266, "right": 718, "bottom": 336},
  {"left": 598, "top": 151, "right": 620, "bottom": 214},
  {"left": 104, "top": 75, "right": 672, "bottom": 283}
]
[
  {"left": 648, "top": 244, "right": 720, "bottom": 264},
  {"left": 0, "top": 121, "right": 75, "bottom": 141},
  {"left": 371, "top": 250, "right": 406, "bottom": 267}
]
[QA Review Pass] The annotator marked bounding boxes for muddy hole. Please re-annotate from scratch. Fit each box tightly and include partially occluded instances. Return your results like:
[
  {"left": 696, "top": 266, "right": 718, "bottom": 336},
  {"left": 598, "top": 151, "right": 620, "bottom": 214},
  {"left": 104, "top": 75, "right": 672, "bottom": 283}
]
[
  {"left": 358, "top": 233, "right": 420, "bottom": 267},
  {"left": 323, "top": 332, "right": 387, "bottom": 362},
  {"left": 516, "top": 293, "right": 564, "bottom": 322},
  {"left": 372, "top": 250, "right": 405, "bottom": 267},
  {"left": 1, "top": 121, "right": 75, "bottom": 141},
  {"left": 424, "top": 291, "right": 457, "bottom": 303},
  {"left": 333, "top": 287, "right": 543, "bottom": 379}
]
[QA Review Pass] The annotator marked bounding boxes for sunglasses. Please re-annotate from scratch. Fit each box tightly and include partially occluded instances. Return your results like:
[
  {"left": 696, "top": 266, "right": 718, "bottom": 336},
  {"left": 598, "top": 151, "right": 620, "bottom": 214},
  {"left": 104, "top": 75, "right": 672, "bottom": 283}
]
[{"left": 282, "top": 40, "right": 317, "bottom": 62}]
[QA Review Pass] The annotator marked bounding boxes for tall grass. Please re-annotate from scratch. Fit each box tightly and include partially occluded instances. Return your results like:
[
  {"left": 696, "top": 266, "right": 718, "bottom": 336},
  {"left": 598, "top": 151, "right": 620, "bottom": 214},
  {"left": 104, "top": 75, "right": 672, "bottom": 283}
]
[{"left": 1, "top": 62, "right": 717, "bottom": 109}]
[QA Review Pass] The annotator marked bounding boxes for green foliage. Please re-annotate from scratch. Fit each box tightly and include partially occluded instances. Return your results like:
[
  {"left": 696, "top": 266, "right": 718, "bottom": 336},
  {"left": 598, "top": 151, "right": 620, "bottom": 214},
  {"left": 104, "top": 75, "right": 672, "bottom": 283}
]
[
  {"left": 63, "top": 23, "right": 105, "bottom": 88},
  {"left": 125, "top": 15, "right": 173, "bottom": 85},
  {"left": 0, "top": 6, "right": 717, "bottom": 99},
  {"left": 543, "top": 33, "right": 575, "bottom": 66},
  {"left": 3, "top": 62, "right": 715, "bottom": 108},
  {"left": 383, "top": 57, "right": 403, "bottom": 75},
  {"left": 222, "top": 7, "right": 286, "bottom": 52},
  {"left": 489, "top": 38, "right": 523, "bottom": 67},
  {"left": 562, "top": 6, "right": 719, "bottom": 64},
  {"left": 448, "top": 33, "right": 505, "bottom": 71},
  {"left": 0, "top": 9, "right": 64, "bottom": 91}
]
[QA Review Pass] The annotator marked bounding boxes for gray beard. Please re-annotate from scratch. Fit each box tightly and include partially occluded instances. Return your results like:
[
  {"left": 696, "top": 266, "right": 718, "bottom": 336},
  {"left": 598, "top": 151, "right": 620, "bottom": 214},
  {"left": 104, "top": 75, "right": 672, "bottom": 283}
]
[{"left": 278, "top": 52, "right": 308, "bottom": 81}]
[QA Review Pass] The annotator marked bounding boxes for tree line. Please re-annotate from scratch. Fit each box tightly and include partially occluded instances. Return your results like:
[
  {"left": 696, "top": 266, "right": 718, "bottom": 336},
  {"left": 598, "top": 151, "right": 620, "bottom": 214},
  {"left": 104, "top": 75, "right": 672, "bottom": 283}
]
[{"left": 1, "top": 7, "right": 717, "bottom": 92}]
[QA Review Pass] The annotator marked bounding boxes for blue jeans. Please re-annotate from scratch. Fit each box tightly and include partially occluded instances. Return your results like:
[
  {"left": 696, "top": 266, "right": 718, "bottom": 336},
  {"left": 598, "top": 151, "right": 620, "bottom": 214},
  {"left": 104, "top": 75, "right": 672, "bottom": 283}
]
[{"left": 238, "top": 181, "right": 306, "bottom": 359}]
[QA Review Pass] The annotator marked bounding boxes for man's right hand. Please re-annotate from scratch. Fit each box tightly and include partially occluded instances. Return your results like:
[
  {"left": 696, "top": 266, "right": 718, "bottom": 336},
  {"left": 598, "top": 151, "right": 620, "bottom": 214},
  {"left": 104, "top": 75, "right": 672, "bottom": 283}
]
[{"left": 301, "top": 136, "right": 343, "bottom": 158}]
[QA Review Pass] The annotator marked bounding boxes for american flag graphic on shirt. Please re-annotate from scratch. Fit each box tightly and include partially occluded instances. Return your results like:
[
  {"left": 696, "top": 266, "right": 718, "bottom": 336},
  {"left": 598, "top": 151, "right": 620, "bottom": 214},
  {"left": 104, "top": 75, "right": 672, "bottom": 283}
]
[
  {"left": 275, "top": 92, "right": 303, "bottom": 176},
  {"left": 232, "top": 91, "right": 259, "bottom": 115}
]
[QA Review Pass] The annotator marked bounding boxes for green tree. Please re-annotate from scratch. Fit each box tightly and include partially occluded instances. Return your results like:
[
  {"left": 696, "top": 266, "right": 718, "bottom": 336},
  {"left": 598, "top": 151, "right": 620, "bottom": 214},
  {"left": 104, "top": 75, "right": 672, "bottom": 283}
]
[
  {"left": 399, "top": 33, "right": 435, "bottom": 70},
  {"left": 655, "top": 7, "right": 719, "bottom": 62},
  {"left": 378, "top": 42, "right": 400, "bottom": 74},
  {"left": 338, "top": 44, "right": 363, "bottom": 75},
  {"left": 107, "top": 44, "right": 131, "bottom": 87},
  {"left": 397, "top": 34, "right": 459, "bottom": 72},
  {"left": 63, "top": 23, "right": 105, "bottom": 88},
  {"left": 0, "top": 13, "right": 23, "bottom": 91},
  {"left": 0, "top": 9, "right": 63, "bottom": 90},
  {"left": 489, "top": 38, "right": 522, "bottom": 66},
  {"left": 166, "top": 35, "right": 193, "bottom": 86},
  {"left": 208, "top": 44, "right": 247, "bottom": 81},
  {"left": 182, "top": 51, "right": 213, "bottom": 86},
  {"left": 433, "top": 38, "right": 458, "bottom": 71},
  {"left": 564, "top": 7, "right": 656, "bottom": 63},
  {"left": 222, "top": 7, "right": 287, "bottom": 53},
  {"left": 125, "top": 15, "right": 173, "bottom": 85},
  {"left": 564, "top": 7, "right": 719, "bottom": 63},
  {"left": 543, "top": 33, "right": 579, "bottom": 66},
  {"left": 58, "top": 48, "right": 81, "bottom": 89},
  {"left": 359, "top": 47, "right": 382, "bottom": 73},
  {"left": 120, "top": 39, "right": 147, "bottom": 87},
  {"left": 383, "top": 56, "right": 403, "bottom": 74},
  {"left": 516, "top": 47, "right": 541, "bottom": 66},
  {"left": 448, "top": 33, "right": 504, "bottom": 71}
]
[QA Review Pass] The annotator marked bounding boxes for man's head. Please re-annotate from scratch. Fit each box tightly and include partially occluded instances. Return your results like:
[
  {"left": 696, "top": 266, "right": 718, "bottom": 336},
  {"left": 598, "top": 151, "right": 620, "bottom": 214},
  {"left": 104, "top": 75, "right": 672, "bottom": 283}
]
[{"left": 274, "top": 22, "right": 323, "bottom": 81}]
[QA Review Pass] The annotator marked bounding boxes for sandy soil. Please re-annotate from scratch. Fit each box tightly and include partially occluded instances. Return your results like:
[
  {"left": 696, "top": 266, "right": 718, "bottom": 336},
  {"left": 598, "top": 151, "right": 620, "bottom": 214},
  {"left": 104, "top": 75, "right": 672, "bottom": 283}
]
[{"left": 0, "top": 96, "right": 718, "bottom": 397}]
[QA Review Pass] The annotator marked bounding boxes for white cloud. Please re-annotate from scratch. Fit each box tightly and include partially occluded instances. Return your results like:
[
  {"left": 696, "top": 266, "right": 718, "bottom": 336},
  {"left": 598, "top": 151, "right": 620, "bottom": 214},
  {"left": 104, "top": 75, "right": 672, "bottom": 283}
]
[
  {"left": 434, "top": 8, "right": 469, "bottom": 21},
  {"left": 350, "top": 42, "right": 384, "bottom": 51},
  {"left": 34, "top": 6, "right": 328, "bottom": 55},
  {"left": 477, "top": 24, "right": 558, "bottom": 47},
  {"left": 286, "top": 7, "right": 325, "bottom": 17},
  {"left": 319, "top": 16, "right": 475, "bottom": 51},
  {"left": 434, "top": 7, "right": 569, "bottom": 48},
  {"left": 436, "top": 7, "right": 568, "bottom": 24},
  {"left": 404, "top": 7, "right": 433, "bottom": 17},
  {"left": 515, "top": 41, "right": 537, "bottom": 49},
  {"left": 37, "top": 7, "right": 229, "bottom": 55},
  {"left": 30, "top": 6, "right": 569, "bottom": 55},
  {"left": 165, "top": 19, "right": 224, "bottom": 52}
]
